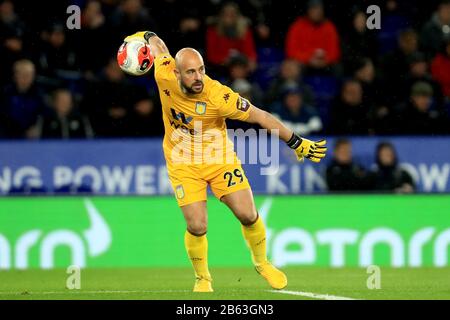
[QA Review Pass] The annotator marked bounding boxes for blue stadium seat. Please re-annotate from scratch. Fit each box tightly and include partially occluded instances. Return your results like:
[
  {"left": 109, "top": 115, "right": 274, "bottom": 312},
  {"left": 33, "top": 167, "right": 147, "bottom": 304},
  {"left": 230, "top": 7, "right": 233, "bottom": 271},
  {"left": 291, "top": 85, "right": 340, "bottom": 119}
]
[
  {"left": 254, "top": 47, "right": 284, "bottom": 90},
  {"left": 304, "top": 76, "right": 339, "bottom": 128},
  {"left": 54, "top": 70, "right": 86, "bottom": 97},
  {"left": 304, "top": 75, "right": 338, "bottom": 100},
  {"left": 377, "top": 14, "right": 411, "bottom": 55},
  {"left": 129, "top": 73, "right": 159, "bottom": 96},
  {"left": 316, "top": 99, "right": 333, "bottom": 128}
]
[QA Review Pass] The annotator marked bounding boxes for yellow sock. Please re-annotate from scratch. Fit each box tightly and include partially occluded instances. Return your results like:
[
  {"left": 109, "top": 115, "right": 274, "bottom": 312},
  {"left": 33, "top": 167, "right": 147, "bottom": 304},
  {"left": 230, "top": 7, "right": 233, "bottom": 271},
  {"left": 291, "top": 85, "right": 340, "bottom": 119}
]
[
  {"left": 241, "top": 215, "right": 268, "bottom": 266},
  {"left": 184, "top": 230, "right": 211, "bottom": 279}
]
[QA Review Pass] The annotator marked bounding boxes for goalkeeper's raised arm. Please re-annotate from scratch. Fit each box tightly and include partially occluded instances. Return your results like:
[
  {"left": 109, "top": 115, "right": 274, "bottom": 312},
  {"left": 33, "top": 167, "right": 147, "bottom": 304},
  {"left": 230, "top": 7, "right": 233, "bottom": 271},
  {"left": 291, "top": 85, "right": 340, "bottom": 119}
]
[
  {"left": 124, "top": 31, "right": 169, "bottom": 57},
  {"left": 245, "top": 104, "right": 327, "bottom": 163}
]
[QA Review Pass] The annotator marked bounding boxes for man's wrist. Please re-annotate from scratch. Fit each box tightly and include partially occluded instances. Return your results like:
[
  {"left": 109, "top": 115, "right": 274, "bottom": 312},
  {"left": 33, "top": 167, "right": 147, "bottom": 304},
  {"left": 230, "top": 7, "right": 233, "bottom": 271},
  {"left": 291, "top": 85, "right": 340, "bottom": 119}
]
[
  {"left": 286, "top": 132, "right": 303, "bottom": 149},
  {"left": 144, "top": 31, "right": 157, "bottom": 41}
]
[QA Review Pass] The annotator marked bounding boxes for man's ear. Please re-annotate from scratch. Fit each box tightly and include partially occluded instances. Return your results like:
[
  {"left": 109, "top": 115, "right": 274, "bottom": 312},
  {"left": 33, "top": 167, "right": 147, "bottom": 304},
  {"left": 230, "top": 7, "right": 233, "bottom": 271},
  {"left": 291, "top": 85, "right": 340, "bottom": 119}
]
[{"left": 173, "top": 69, "right": 180, "bottom": 80}]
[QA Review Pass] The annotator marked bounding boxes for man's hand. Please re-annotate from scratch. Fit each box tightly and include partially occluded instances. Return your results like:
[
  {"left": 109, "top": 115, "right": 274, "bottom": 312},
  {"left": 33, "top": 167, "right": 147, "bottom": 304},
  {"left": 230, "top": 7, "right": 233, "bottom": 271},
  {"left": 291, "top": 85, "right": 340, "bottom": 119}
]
[
  {"left": 294, "top": 138, "right": 327, "bottom": 163},
  {"left": 124, "top": 31, "right": 156, "bottom": 43},
  {"left": 292, "top": 137, "right": 327, "bottom": 163},
  {"left": 123, "top": 31, "right": 169, "bottom": 58}
]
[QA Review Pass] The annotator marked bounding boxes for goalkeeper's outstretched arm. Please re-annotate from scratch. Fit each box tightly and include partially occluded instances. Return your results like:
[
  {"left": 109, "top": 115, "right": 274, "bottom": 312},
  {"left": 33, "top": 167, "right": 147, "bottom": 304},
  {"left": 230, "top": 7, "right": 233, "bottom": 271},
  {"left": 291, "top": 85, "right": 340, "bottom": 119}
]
[
  {"left": 245, "top": 104, "right": 327, "bottom": 163},
  {"left": 124, "top": 31, "right": 169, "bottom": 57}
]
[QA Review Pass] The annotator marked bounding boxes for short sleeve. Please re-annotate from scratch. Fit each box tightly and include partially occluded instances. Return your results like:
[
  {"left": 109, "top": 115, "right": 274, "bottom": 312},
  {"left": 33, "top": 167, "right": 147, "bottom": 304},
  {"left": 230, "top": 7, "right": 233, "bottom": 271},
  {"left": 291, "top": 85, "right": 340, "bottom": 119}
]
[
  {"left": 215, "top": 83, "right": 253, "bottom": 121},
  {"left": 154, "top": 54, "right": 175, "bottom": 82}
]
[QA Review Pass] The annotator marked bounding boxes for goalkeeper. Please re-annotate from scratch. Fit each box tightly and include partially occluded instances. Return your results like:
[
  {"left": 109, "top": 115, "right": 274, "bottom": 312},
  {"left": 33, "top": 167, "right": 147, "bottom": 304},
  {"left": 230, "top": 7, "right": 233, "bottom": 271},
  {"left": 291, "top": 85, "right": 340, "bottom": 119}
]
[{"left": 124, "top": 31, "right": 327, "bottom": 292}]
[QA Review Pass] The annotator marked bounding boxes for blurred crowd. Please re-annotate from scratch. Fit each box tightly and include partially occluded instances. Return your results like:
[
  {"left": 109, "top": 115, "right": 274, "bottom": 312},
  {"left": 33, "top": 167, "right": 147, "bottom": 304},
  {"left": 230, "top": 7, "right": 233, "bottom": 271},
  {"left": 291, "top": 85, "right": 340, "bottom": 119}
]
[
  {"left": 1, "top": 0, "right": 450, "bottom": 139},
  {"left": 326, "top": 139, "right": 415, "bottom": 194}
]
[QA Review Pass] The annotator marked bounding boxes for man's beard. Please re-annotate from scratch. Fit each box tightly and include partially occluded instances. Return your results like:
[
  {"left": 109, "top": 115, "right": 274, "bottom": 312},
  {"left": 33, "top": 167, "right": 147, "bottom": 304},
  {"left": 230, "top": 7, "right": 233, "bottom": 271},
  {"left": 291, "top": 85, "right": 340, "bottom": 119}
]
[{"left": 180, "top": 80, "right": 204, "bottom": 94}]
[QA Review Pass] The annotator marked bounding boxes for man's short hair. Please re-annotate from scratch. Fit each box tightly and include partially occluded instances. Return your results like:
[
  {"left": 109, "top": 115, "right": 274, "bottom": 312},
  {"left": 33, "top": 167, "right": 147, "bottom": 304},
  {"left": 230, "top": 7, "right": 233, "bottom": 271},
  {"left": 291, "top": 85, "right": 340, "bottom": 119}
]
[
  {"left": 398, "top": 28, "right": 417, "bottom": 43},
  {"left": 411, "top": 81, "right": 433, "bottom": 97},
  {"left": 51, "top": 88, "right": 71, "bottom": 101},
  {"left": 334, "top": 138, "right": 351, "bottom": 149},
  {"left": 13, "top": 59, "right": 35, "bottom": 74}
]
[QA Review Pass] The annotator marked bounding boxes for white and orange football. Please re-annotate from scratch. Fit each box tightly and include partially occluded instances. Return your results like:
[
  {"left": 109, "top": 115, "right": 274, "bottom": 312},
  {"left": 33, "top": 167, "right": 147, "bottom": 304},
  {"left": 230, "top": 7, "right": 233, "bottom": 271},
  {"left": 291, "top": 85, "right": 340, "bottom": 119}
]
[{"left": 117, "top": 40, "right": 154, "bottom": 76}]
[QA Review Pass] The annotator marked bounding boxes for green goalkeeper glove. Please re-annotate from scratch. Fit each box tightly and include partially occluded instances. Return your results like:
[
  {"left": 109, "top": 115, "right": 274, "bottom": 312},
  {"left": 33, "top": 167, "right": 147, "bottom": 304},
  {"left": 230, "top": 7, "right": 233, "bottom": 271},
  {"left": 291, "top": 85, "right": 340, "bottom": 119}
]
[
  {"left": 124, "top": 31, "right": 157, "bottom": 43},
  {"left": 286, "top": 133, "right": 327, "bottom": 163}
]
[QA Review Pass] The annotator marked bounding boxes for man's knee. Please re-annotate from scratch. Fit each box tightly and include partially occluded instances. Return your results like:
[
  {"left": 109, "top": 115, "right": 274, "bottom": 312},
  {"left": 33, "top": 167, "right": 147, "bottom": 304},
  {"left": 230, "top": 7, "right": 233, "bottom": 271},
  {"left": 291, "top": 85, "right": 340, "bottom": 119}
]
[
  {"left": 187, "top": 220, "right": 207, "bottom": 236},
  {"left": 236, "top": 209, "right": 258, "bottom": 226}
]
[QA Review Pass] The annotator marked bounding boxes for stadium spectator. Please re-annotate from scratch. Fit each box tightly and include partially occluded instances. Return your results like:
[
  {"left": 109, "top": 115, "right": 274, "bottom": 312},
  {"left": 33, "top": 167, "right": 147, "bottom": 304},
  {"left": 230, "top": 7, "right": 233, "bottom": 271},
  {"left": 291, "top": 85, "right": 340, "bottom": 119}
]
[
  {"left": 352, "top": 58, "right": 391, "bottom": 134},
  {"left": 285, "top": 0, "right": 340, "bottom": 72},
  {"left": 246, "top": 3, "right": 271, "bottom": 46},
  {"left": 394, "top": 81, "right": 447, "bottom": 134},
  {"left": 399, "top": 52, "right": 445, "bottom": 108},
  {"left": 271, "top": 86, "right": 322, "bottom": 136},
  {"left": 225, "top": 54, "right": 263, "bottom": 106},
  {"left": 205, "top": 0, "right": 272, "bottom": 46},
  {"left": 341, "top": 9, "right": 378, "bottom": 74},
  {"left": 77, "top": 0, "right": 111, "bottom": 75},
  {"left": 36, "top": 23, "right": 79, "bottom": 78},
  {"left": 431, "top": 39, "right": 450, "bottom": 98},
  {"left": 36, "top": 88, "right": 93, "bottom": 139},
  {"left": 206, "top": 2, "right": 257, "bottom": 73},
  {"left": 176, "top": 11, "right": 205, "bottom": 54},
  {"left": 381, "top": 29, "right": 420, "bottom": 103},
  {"left": 353, "top": 58, "right": 380, "bottom": 104},
  {"left": 0, "top": 59, "right": 44, "bottom": 138},
  {"left": 369, "top": 142, "right": 415, "bottom": 193},
  {"left": 109, "top": 0, "right": 159, "bottom": 40},
  {"left": 326, "top": 0, "right": 373, "bottom": 31},
  {"left": 151, "top": 0, "right": 205, "bottom": 54},
  {"left": 265, "top": 59, "right": 315, "bottom": 107},
  {"left": 326, "top": 138, "right": 370, "bottom": 192},
  {"left": 420, "top": 0, "right": 450, "bottom": 58},
  {"left": 148, "top": 0, "right": 182, "bottom": 46},
  {"left": 329, "top": 79, "right": 374, "bottom": 135},
  {"left": 129, "top": 96, "right": 164, "bottom": 137},
  {"left": 0, "top": 0, "right": 27, "bottom": 85},
  {"left": 377, "top": 0, "right": 411, "bottom": 54},
  {"left": 82, "top": 58, "right": 156, "bottom": 137}
]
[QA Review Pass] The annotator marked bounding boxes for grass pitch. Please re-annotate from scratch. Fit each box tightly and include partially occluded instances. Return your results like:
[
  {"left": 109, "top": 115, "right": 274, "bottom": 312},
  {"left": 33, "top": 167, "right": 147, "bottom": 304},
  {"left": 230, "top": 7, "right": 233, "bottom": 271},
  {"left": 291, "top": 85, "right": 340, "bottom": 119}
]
[{"left": 1, "top": 267, "right": 450, "bottom": 300}]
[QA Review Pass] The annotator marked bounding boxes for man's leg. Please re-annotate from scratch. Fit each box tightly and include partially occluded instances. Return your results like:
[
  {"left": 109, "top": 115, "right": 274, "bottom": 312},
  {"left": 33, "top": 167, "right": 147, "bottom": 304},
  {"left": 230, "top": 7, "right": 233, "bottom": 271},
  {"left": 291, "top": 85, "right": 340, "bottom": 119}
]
[
  {"left": 220, "top": 188, "right": 287, "bottom": 290},
  {"left": 180, "top": 200, "right": 213, "bottom": 292}
]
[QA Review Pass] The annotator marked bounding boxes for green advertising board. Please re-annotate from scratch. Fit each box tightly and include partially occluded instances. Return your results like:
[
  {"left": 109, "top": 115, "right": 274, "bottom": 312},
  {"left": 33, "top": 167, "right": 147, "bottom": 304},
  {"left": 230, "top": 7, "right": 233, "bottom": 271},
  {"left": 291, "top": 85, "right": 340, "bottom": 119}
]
[{"left": 0, "top": 195, "right": 449, "bottom": 269}]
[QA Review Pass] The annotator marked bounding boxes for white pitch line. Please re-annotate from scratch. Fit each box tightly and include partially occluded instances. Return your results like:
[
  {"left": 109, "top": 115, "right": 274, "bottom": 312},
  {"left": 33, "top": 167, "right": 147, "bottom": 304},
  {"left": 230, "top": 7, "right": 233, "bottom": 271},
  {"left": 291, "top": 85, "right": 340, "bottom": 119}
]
[
  {"left": 0, "top": 289, "right": 264, "bottom": 296},
  {"left": 268, "top": 289, "right": 357, "bottom": 300},
  {"left": 0, "top": 289, "right": 357, "bottom": 300},
  {"left": 0, "top": 289, "right": 190, "bottom": 296}
]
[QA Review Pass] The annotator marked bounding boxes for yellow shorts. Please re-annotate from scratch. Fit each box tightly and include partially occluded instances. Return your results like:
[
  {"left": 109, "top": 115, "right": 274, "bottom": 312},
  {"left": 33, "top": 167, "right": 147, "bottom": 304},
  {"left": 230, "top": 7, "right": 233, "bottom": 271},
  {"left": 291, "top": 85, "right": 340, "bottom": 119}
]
[{"left": 166, "top": 160, "right": 251, "bottom": 207}]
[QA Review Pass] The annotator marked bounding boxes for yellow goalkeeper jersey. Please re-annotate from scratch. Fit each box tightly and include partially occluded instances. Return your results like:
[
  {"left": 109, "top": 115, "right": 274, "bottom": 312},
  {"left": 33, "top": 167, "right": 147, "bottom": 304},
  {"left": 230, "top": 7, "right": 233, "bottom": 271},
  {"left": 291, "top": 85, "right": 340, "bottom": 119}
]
[{"left": 154, "top": 53, "right": 252, "bottom": 165}]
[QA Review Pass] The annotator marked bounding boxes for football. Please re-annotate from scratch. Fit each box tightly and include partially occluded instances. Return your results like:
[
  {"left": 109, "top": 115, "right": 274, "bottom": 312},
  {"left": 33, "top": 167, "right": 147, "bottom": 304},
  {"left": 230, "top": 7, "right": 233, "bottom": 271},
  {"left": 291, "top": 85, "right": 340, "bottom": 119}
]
[{"left": 117, "top": 40, "right": 154, "bottom": 76}]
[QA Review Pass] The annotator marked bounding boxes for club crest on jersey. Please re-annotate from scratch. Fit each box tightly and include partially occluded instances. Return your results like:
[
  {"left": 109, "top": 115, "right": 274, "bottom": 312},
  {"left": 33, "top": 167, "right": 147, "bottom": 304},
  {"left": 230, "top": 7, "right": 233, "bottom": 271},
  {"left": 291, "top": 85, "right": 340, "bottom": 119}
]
[
  {"left": 236, "top": 97, "right": 250, "bottom": 112},
  {"left": 176, "top": 185, "right": 185, "bottom": 199},
  {"left": 195, "top": 102, "right": 207, "bottom": 115}
]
